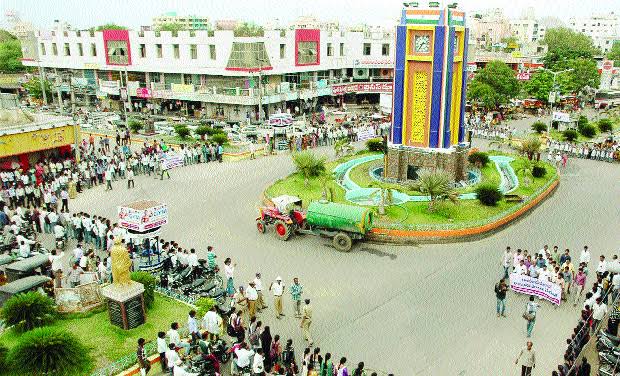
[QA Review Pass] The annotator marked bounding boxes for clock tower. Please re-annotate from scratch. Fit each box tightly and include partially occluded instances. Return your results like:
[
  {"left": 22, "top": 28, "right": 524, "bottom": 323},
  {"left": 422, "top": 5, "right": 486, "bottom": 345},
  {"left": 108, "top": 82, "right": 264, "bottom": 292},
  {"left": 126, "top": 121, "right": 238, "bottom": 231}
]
[{"left": 385, "top": 2, "right": 470, "bottom": 182}]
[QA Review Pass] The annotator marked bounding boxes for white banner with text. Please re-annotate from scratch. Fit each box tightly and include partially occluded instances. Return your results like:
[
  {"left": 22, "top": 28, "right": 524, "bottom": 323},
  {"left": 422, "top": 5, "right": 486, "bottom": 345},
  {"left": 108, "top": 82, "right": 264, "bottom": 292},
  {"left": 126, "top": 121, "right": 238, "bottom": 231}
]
[{"left": 509, "top": 273, "right": 562, "bottom": 305}]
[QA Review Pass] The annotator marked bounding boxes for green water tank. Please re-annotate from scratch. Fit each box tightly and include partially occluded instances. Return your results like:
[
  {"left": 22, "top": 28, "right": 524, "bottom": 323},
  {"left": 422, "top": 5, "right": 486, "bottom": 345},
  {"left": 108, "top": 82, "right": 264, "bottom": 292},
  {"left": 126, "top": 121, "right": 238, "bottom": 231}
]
[{"left": 306, "top": 201, "right": 374, "bottom": 235}]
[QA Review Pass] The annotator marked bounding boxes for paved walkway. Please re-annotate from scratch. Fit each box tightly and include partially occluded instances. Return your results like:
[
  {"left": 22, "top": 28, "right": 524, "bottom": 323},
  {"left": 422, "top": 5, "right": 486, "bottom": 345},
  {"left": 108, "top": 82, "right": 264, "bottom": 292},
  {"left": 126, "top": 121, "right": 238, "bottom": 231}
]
[{"left": 70, "top": 138, "right": 620, "bottom": 375}]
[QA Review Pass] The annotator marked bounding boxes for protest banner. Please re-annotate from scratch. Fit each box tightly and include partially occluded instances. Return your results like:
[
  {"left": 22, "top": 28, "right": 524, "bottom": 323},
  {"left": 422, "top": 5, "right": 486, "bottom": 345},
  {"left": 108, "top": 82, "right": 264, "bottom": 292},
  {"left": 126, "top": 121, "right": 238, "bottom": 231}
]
[
  {"left": 509, "top": 273, "right": 562, "bottom": 305},
  {"left": 160, "top": 153, "right": 184, "bottom": 170}
]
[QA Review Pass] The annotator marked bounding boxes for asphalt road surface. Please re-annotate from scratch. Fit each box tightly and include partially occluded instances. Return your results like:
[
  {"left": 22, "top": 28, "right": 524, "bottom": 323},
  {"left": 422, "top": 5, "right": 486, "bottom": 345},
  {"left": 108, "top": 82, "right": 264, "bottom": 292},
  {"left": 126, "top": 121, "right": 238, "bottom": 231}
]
[{"left": 71, "top": 139, "right": 620, "bottom": 375}]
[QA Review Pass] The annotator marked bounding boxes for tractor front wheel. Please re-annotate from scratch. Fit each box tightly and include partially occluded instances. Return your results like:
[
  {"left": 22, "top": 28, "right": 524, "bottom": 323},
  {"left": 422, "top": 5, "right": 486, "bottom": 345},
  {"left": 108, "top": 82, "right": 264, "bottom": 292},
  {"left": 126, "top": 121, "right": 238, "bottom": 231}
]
[
  {"left": 274, "top": 220, "right": 292, "bottom": 241},
  {"left": 332, "top": 232, "right": 352, "bottom": 252},
  {"left": 256, "top": 220, "right": 266, "bottom": 234}
]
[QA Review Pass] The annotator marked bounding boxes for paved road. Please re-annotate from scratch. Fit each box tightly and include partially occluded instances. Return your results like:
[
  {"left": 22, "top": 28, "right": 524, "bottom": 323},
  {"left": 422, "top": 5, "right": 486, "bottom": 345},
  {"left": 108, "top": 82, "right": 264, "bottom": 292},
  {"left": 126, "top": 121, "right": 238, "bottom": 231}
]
[{"left": 70, "top": 140, "right": 620, "bottom": 375}]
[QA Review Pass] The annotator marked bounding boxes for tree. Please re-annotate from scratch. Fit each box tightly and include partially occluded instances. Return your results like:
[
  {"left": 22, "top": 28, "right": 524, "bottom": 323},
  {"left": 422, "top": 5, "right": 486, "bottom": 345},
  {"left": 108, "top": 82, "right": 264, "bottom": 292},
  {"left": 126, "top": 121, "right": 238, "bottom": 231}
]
[
  {"left": 370, "top": 182, "right": 394, "bottom": 215},
  {"left": 0, "top": 38, "right": 23, "bottom": 72},
  {"left": 579, "top": 124, "right": 597, "bottom": 138},
  {"left": 22, "top": 77, "right": 52, "bottom": 100},
  {"left": 542, "top": 27, "right": 599, "bottom": 69},
  {"left": 562, "top": 58, "right": 600, "bottom": 94},
  {"left": 1, "top": 292, "right": 56, "bottom": 332},
  {"left": 195, "top": 125, "right": 209, "bottom": 140},
  {"left": 334, "top": 137, "right": 353, "bottom": 157},
  {"left": 127, "top": 118, "right": 143, "bottom": 133},
  {"left": 467, "top": 61, "right": 518, "bottom": 110},
  {"left": 94, "top": 23, "right": 127, "bottom": 31},
  {"left": 515, "top": 159, "right": 535, "bottom": 187},
  {"left": 608, "top": 42, "right": 620, "bottom": 67},
  {"left": 156, "top": 22, "right": 185, "bottom": 33},
  {"left": 523, "top": 71, "right": 554, "bottom": 102},
  {"left": 516, "top": 136, "right": 542, "bottom": 160},
  {"left": 409, "top": 169, "right": 458, "bottom": 211},
  {"left": 563, "top": 129, "right": 578, "bottom": 141},
  {"left": 234, "top": 22, "right": 264, "bottom": 37},
  {"left": 195, "top": 297, "right": 217, "bottom": 317},
  {"left": 210, "top": 133, "right": 228, "bottom": 145},
  {"left": 8, "top": 327, "right": 92, "bottom": 376},
  {"left": 598, "top": 118, "right": 614, "bottom": 133},
  {"left": 291, "top": 151, "right": 326, "bottom": 186}
]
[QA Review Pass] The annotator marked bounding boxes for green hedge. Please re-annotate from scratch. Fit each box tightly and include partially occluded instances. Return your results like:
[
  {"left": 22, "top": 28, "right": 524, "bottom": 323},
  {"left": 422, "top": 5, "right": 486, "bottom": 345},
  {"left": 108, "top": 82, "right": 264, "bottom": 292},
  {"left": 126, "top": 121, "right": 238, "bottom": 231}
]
[{"left": 130, "top": 271, "right": 157, "bottom": 309}]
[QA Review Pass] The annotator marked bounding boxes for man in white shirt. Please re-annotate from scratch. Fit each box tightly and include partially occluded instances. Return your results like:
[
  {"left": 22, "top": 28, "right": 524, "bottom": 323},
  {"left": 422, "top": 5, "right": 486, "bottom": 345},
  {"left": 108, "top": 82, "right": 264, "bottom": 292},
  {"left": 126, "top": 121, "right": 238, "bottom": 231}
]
[
  {"left": 73, "top": 244, "right": 84, "bottom": 264},
  {"left": 252, "top": 348, "right": 265, "bottom": 374},
  {"left": 246, "top": 281, "right": 259, "bottom": 319},
  {"left": 502, "top": 247, "right": 512, "bottom": 279},
  {"left": 254, "top": 273, "right": 267, "bottom": 310},
  {"left": 513, "top": 249, "right": 524, "bottom": 269},
  {"left": 53, "top": 223, "right": 65, "bottom": 241},
  {"left": 538, "top": 265, "right": 550, "bottom": 282},
  {"left": 592, "top": 297, "right": 608, "bottom": 333},
  {"left": 187, "top": 249, "right": 199, "bottom": 278},
  {"left": 597, "top": 255, "right": 608, "bottom": 278},
  {"left": 270, "top": 276, "right": 285, "bottom": 319},
  {"left": 202, "top": 306, "right": 220, "bottom": 341},
  {"left": 234, "top": 343, "right": 255, "bottom": 368},
  {"left": 580, "top": 246, "right": 591, "bottom": 265},
  {"left": 165, "top": 344, "right": 180, "bottom": 371},
  {"left": 513, "top": 260, "right": 527, "bottom": 276},
  {"left": 16, "top": 235, "right": 36, "bottom": 258},
  {"left": 167, "top": 322, "right": 191, "bottom": 355}
]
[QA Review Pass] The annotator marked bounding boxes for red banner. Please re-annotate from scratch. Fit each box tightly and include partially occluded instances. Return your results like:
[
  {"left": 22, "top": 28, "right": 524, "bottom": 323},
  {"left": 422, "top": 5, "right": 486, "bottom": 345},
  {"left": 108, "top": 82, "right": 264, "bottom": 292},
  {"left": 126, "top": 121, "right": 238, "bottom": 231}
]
[
  {"left": 136, "top": 87, "right": 152, "bottom": 98},
  {"left": 332, "top": 82, "right": 393, "bottom": 96}
]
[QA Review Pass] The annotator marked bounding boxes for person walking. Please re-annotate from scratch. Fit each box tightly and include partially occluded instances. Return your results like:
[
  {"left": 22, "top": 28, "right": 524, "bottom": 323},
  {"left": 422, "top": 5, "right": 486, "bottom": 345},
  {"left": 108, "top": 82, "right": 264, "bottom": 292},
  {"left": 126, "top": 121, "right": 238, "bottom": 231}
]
[
  {"left": 290, "top": 277, "right": 303, "bottom": 318},
  {"left": 270, "top": 276, "right": 285, "bottom": 319},
  {"left": 502, "top": 246, "right": 512, "bottom": 279},
  {"left": 300, "top": 299, "right": 313, "bottom": 346},
  {"left": 573, "top": 267, "right": 587, "bottom": 306},
  {"left": 495, "top": 279, "right": 508, "bottom": 317},
  {"left": 137, "top": 338, "right": 151, "bottom": 376},
  {"left": 127, "top": 168, "right": 135, "bottom": 189},
  {"left": 254, "top": 273, "right": 267, "bottom": 310},
  {"left": 515, "top": 341, "right": 536, "bottom": 376},
  {"left": 524, "top": 296, "right": 540, "bottom": 338},
  {"left": 246, "top": 281, "right": 258, "bottom": 320},
  {"left": 592, "top": 297, "right": 608, "bottom": 333}
]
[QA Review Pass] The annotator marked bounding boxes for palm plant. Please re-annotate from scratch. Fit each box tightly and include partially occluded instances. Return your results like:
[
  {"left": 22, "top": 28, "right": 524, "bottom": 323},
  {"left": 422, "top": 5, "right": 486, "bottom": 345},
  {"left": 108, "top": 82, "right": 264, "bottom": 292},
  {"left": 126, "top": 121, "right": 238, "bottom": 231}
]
[
  {"left": 291, "top": 151, "right": 326, "bottom": 186},
  {"left": 1, "top": 291, "right": 56, "bottom": 332},
  {"left": 409, "top": 168, "right": 459, "bottom": 211},
  {"left": 319, "top": 172, "right": 336, "bottom": 201},
  {"left": 370, "top": 182, "right": 394, "bottom": 215},
  {"left": 516, "top": 136, "right": 542, "bottom": 160},
  {"left": 334, "top": 137, "right": 354, "bottom": 158},
  {"left": 515, "top": 159, "right": 534, "bottom": 187}
]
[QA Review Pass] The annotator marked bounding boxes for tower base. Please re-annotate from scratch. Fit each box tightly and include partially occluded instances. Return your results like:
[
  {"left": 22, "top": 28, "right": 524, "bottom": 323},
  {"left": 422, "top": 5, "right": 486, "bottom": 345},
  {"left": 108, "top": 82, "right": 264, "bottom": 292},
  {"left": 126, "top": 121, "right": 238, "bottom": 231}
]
[{"left": 385, "top": 145, "right": 469, "bottom": 182}]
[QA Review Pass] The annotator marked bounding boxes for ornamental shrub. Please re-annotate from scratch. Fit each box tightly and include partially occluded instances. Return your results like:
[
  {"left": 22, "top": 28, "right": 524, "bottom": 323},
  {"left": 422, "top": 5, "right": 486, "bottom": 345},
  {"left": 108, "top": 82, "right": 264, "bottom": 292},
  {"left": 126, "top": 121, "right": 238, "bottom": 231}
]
[
  {"left": 127, "top": 118, "right": 143, "bottom": 133},
  {"left": 475, "top": 184, "right": 503, "bottom": 206},
  {"left": 1, "top": 291, "right": 56, "bottom": 332},
  {"left": 467, "top": 151, "right": 490, "bottom": 168},
  {"left": 8, "top": 327, "right": 92, "bottom": 376},
  {"left": 174, "top": 125, "right": 191, "bottom": 139},
  {"left": 577, "top": 115, "right": 588, "bottom": 131},
  {"left": 366, "top": 138, "right": 384, "bottom": 152},
  {"left": 210, "top": 133, "right": 229, "bottom": 145},
  {"left": 598, "top": 118, "right": 614, "bottom": 133},
  {"left": 531, "top": 121, "right": 547, "bottom": 134},
  {"left": 195, "top": 126, "right": 210, "bottom": 140},
  {"left": 195, "top": 297, "right": 218, "bottom": 317},
  {"left": 563, "top": 129, "right": 578, "bottom": 142},
  {"left": 130, "top": 271, "right": 156, "bottom": 309},
  {"left": 0, "top": 344, "right": 8, "bottom": 370},
  {"left": 579, "top": 124, "right": 597, "bottom": 138},
  {"left": 532, "top": 165, "right": 547, "bottom": 178}
]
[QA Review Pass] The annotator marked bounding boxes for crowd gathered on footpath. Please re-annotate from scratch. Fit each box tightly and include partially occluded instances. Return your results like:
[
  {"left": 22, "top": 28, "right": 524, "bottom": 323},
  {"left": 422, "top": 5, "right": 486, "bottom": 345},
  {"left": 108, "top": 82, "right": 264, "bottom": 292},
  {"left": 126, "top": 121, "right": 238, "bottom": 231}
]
[
  {"left": 0, "top": 127, "right": 393, "bottom": 376},
  {"left": 498, "top": 244, "right": 619, "bottom": 376}
]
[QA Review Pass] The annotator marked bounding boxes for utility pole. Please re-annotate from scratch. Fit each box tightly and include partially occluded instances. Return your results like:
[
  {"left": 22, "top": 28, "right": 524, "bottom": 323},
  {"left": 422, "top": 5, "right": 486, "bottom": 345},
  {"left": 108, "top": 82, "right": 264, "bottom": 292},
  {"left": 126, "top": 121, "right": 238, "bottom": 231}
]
[
  {"left": 125, "top": 67, "right": 132, "bottom": 117},
  {"left": 37, "top": 61, "right": 48, "bottom": 105},
  {"left": 543, "top": 68, "right": 574, "bottom": 134},
  {"left": 119, "top": 69, "right": 129, "bottom": 129}
]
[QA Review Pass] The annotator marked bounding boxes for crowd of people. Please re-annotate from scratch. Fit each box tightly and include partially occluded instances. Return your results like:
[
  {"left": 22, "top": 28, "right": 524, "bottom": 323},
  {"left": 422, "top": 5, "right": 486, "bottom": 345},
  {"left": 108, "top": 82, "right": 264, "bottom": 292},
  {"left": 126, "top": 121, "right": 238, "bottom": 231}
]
[
  {"left": 546, "top": 139, "right": 619, "bottom": 163},
  {"left": 498, "top": 244, "right": 620, "bottom": 376}
]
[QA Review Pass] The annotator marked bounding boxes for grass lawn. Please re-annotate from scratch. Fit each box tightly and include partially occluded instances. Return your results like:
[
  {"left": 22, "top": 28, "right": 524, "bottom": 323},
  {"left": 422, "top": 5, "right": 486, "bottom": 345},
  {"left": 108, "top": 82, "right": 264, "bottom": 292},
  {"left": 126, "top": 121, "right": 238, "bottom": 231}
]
[
  {"left": 0, "top": 294, "right": 190, "bottom": 371},
  {"left": 548, "top": 129, "right": 594, "bottom": 143}
]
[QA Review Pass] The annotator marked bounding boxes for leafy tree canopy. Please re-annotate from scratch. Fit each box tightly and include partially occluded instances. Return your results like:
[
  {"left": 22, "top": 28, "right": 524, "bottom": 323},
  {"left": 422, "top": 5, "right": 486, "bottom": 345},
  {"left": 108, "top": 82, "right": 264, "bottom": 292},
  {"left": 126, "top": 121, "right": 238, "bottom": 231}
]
[
  {"left": 234, "top": 22, "right": 264, "bottom": 37},
  {"left": 607, "top": 41, "right": 620, "bottom": 67},
  {"left": 0, "top": 38, "right": 23, "bottom": 72},
  {"left": 467, "top": 61, "right": 518, "bottom": 110},
  {"left": 156, "top": 22, "right": 185, "bottom": 32},
  {"left": 93, "top": 23, "right": 127, "bottom": 31},
  {"left": 542, "top": 27, "right": 599, "bottom": 69}
]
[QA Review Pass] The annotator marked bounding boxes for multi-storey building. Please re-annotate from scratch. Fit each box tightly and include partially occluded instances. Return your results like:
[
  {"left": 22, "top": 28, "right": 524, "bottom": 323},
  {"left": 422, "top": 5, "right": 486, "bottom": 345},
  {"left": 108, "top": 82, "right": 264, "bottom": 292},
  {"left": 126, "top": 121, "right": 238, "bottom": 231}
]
[
  {"left": 467, "top": 8, "right": 512, "bottom": 49},
  {"left": 568, "top": 13, "right": 620, "bottom": 54},
  {"left": 19, "top": 22, "right": 395, "bottom": 122},
  {"left": 152, "top": 12, "right": 211, "bottom": 31}
]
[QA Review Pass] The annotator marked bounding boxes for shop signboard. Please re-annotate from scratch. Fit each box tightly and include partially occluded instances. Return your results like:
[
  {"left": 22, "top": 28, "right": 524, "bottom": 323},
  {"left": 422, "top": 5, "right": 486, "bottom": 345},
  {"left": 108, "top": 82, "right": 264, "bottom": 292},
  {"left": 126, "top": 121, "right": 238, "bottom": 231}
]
[
  {"left": 331, "top": 82, "right": 393, "bottom": 96},
  {"left": 99, "top": 80, "right": 120, "bottom": 95},
  {"left": 509, "top": 273, "right": 562, "bottom": 305},
  {"left": 136, "top": 87, "right": 152, "bottom": 98},
  {"left": 118, "top": 203, "right": 168, "bottom": 232},
  {"left": 353, "top": 58, "right": 394, "bottom": 68},
  {"left": 0, "top": 125, "right": 75, "bottom": 158},
  {"left": 552, "top": 111, "right": 571, "bottom": 123}
]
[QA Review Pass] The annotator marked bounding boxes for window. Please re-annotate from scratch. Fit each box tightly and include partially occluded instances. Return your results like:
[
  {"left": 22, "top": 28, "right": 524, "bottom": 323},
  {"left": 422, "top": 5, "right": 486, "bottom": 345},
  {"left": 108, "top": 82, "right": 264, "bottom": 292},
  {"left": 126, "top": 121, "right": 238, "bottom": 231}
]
[
  {"left": 139, "top": 44, "right": 146, "bottom": 58},
  {"left": 40, "top": 43, "right": 46, "bottom": 55},
  {"left": 209, "top": 45, "right": 216, "bottom": 60},
  {"left": 64, "top": 43, "right": 70, "bottom": 56},
  {"left": 363, "top": 43, "right": 371, "bottom": 56},
  {"left": 297, "top": 41, "right": 318, "bottom": 65},
  {"left": 382, "top": 43, "right": 389, "bottom": 56},
  {"left": 78, "top": 43, "right": 83, "bottom": 56},
  {"left": 107, "top": 40, "right": 129, "bottom": 65},
  {"left": 156, "top": 44, "right": 162, "bottom": 58},
  {"left": 280, "top": 44, "right": 285, "bottom": 59},
  {"left": 91, "top": 43, "right": 97, "bottom": 56},
  {"left": 89, "top": 30, "right": 95, "bottom": 37},
  {"left": 52, "top": 43, "right": 58, "bottom": 55},
  {"left": 190, "top": 44, "right": 197, "bottom": 59},
  {"left": 173, "top": 44, "right": 180, "bottom": 59},
  {"left": 76, "top": 31, "right": 81, "bottom": 37},
  {"left": 327, "top": 43, "right": 333, "bottom": 56},
  {"left": 340, "top": 43, "right": 345, "bottom": 56},
  {"left": 63, "top": 31, "right": 68, "bottom": 37}
]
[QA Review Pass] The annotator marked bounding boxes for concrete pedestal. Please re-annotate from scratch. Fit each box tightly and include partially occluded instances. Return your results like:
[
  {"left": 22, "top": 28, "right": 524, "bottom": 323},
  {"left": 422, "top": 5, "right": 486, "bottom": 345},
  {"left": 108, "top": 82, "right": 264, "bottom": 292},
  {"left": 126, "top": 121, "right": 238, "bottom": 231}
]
[
  {"left": 385, "top": 145, "right": 469, "bottom": 182},
  {"left": 101, "top": 281, "right": 146, "bottom": 330}
]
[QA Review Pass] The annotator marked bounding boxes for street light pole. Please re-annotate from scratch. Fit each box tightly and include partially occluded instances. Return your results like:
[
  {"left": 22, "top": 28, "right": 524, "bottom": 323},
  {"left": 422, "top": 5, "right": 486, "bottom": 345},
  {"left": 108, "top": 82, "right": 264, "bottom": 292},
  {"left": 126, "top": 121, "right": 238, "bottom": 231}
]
[{"left": 543, "top": 68, "right": 574, "bottom": 134}]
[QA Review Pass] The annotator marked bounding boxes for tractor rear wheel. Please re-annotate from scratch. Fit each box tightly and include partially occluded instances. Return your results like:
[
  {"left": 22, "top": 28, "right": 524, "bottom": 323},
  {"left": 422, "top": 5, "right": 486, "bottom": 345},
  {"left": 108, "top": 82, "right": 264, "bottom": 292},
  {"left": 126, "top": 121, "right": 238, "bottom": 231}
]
[
  {"left": 332, "top": 232, "right": 353, "bottom": 252},
  {"left": 256, "top": 220, "right": 266, "bottom": 234},
  {"left": 274, "top": 220, "right": 292, "bottom": 241}
]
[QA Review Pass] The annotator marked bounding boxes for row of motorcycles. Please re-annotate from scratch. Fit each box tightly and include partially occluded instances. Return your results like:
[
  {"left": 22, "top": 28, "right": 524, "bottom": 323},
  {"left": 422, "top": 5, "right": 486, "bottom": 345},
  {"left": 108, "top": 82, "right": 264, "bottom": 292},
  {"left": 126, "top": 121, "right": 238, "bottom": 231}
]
[
  {"left": 159, "top": 258, "right": 234, "bottom": 316},
  {"left": 597, "top": 330, "right": 620, "bottom": 375}
]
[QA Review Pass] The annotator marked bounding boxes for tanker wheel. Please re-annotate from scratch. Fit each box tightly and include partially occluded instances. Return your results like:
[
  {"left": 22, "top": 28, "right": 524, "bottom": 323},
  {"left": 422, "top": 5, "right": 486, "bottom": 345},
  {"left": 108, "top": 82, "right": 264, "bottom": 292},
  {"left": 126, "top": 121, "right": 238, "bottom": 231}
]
[
  {"left": 274, "top": 220, "right": 292, "bottom": 241},
  {"left": 332, "top": 232, "right": 352, "bottom": 252},
  {"left": 256, "top": 220, "right": 266, "bottom": 234}
]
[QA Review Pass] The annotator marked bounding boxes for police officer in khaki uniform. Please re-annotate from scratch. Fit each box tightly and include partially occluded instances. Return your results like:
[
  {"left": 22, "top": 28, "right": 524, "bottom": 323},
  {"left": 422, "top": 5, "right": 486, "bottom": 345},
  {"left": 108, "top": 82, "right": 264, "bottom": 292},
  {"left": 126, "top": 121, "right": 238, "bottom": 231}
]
[{"left": 300, "top": 299, "right": 313, "bottom": 346}]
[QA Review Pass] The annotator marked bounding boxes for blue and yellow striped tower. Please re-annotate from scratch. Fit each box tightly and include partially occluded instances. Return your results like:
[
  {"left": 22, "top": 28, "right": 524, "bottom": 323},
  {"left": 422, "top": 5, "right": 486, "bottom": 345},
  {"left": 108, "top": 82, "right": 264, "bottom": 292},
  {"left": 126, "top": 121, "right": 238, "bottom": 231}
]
[{"left": 391, "top": 2, "right": 469, "bottom": 149}]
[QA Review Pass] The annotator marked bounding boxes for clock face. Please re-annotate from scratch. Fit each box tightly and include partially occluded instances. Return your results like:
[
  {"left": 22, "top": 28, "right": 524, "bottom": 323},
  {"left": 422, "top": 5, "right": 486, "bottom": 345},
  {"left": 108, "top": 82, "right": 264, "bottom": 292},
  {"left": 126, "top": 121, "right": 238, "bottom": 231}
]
[{"left": 414, "top": 35, "right": 430, "bottom": 53}]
